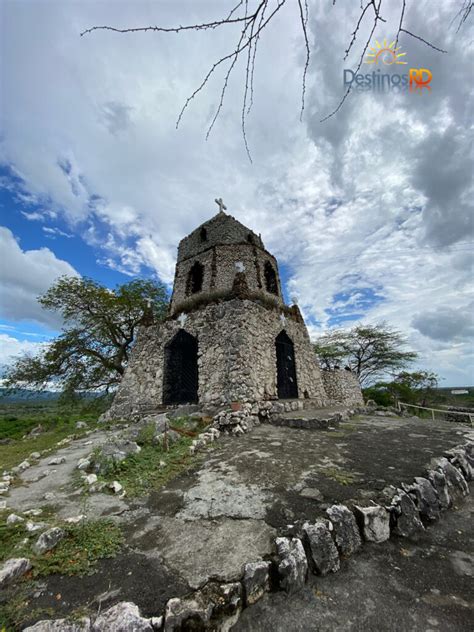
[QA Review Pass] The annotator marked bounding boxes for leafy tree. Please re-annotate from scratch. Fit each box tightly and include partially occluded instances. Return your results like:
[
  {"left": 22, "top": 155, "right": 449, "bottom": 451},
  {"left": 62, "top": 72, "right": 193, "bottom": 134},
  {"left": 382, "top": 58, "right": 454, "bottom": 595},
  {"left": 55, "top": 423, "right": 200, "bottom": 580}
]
[
  {"left": 313, "top": 322, "right": 417, "bottom": 386},
  {"left": 363, "top": 370, "right": 439, "bottom": 407},
  {"left": 4, "top": 276, "right": 168, "bottom": 394}
]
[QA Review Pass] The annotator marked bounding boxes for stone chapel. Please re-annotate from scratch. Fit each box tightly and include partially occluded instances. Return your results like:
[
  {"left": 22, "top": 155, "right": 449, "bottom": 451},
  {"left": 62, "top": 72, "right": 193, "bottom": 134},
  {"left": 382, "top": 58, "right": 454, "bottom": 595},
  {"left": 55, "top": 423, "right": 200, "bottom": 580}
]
[{"left": 104, "top": 202, "right": 363, "bottom": 420}]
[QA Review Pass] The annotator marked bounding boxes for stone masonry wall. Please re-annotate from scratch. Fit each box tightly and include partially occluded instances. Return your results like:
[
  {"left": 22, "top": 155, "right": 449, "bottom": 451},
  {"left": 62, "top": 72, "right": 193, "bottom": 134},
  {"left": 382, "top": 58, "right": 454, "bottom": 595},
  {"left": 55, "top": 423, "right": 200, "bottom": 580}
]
[
  {"left": 177, "top": 212, "right": 264, "bottom": 262},
  {"left": 321, "top": 369, "right": 364, "bottom": 406},
  {"left": 170, "top": 244, "right": 282, "bottom": 314},
  {"left": 104, "top": 299, "right": 329, "bottom": 420}
]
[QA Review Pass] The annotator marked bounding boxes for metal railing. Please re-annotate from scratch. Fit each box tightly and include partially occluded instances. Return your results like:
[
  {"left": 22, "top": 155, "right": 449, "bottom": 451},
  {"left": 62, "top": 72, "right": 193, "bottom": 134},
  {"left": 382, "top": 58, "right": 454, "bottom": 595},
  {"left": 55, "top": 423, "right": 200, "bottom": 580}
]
[{"left": 398, "top": 401, "right": 474, "bottom": 426}]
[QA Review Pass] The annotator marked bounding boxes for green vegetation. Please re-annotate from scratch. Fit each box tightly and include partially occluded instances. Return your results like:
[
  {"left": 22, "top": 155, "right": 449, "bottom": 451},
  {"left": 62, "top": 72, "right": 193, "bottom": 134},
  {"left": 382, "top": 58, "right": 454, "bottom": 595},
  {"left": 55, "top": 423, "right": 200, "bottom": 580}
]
[
  {"left": 0, "top": 398, "right": 109, "bottom": 471},
  {"left": 319, "top": 467, "right": 359, "bottom": 486},
  {"left": 313, "top": 323, "right": 417, "bottom": 386},
  {"left": 3, "top": 276, "right": 168, "bottom": 396},
  {"left": 0, "top": 516, "right": 123, "bottom": 576},
  {"left": 92, "top": 416, "right": 209, "bottom": 497}
]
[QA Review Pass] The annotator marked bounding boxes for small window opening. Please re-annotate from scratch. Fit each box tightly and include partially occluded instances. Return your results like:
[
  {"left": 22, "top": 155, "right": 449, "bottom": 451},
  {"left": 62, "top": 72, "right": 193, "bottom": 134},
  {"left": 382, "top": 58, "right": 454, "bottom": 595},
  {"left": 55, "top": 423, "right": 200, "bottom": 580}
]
[
  {"left": 200, "top": 227, "right": 208, "bottom": 242},
  {"left": 264, "top": 261, "right": 278, "bottom": 295},
  {"left": 187, "top": 261, "right": 204, "bottom": 295}
]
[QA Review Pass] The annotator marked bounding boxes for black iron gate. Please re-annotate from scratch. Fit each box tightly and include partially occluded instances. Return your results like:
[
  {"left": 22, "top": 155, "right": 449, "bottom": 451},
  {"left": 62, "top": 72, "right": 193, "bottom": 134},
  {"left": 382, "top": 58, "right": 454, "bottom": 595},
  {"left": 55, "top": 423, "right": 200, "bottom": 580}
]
[
  {"left": 163, "top": 330, "right": 198, "bottom": 404},
  {"left": 275, "top": 330, "right": 298, "bottom": 399}
]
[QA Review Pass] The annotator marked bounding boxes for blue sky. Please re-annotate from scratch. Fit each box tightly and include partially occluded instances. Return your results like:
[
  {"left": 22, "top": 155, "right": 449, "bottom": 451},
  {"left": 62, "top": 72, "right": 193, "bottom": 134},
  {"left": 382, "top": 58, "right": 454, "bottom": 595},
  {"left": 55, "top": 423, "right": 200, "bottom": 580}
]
[{"left": 0, "top": 0, "right": 473, "bottom": 386}]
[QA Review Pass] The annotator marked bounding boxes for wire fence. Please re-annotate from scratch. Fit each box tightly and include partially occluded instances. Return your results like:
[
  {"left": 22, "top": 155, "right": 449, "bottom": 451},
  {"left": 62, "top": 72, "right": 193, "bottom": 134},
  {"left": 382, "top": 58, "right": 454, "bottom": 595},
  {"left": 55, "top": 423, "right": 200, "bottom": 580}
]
[{"left": 398, "top": 402, "right": 474, "bottom": 427}]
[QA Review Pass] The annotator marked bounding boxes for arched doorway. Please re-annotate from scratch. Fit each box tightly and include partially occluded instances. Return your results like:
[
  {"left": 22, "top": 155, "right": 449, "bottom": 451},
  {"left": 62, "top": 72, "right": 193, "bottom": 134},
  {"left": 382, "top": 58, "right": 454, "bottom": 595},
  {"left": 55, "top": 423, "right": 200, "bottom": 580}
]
[
  {"left": 275, "top": 330, "right": 298, "bottom": 399},
  {"left": 163, "top": 330, "right": 198, "bottom": 404}
]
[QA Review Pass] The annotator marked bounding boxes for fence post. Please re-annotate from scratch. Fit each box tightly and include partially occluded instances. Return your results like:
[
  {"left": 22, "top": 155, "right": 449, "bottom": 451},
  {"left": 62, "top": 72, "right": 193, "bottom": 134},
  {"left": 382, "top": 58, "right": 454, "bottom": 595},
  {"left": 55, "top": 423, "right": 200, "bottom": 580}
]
[{"left": 431, "top": 409, "right": 435, "bottom": 421}]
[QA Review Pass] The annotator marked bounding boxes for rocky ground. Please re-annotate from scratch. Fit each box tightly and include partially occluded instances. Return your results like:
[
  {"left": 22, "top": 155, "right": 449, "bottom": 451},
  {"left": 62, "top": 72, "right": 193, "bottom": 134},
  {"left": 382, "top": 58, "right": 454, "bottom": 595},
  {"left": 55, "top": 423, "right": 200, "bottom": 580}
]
[{"left": 0, "top": 411, "right": 472, "bottom": 630}]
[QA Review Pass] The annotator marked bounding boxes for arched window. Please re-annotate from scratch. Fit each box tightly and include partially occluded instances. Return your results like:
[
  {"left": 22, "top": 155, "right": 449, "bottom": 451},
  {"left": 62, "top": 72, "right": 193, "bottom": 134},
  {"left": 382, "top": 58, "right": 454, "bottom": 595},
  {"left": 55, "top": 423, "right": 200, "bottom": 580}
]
[
  {"left": 247, "top": 233, "right": 254, "bottom": 244},
  {"left": 200, "top": 227, "right": 207, "bottom": 242},
  {"left": 186, "top": 262, "right": 204, "bottom": 295},
  {"left": 264, "top": 261, "right": 278, "bottom": 295}
]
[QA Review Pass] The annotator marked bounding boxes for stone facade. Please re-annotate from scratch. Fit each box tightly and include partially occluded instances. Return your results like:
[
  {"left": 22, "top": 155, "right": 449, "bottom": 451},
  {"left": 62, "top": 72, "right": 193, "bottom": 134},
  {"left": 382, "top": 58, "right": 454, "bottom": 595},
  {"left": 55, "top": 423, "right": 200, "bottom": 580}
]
[
  {"left": 321, "top": 369, "right": 364, "bottom": 407},
  {"left": 104, "top": 209, "right": 363, "bottom": 420}
]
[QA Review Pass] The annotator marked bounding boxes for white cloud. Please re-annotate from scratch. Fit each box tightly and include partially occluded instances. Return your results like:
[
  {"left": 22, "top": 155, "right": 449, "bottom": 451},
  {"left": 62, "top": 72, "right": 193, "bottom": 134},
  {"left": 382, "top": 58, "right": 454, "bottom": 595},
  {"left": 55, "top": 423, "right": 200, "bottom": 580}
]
[
  {"left": 0, "top": 227, "right": 79, "bottom": 327},
  {"left": 0, "top": 333, "right": 47, "bottom": 367},
  {"left": 0, "top": 0, "right": 473, "bottom": 383}
]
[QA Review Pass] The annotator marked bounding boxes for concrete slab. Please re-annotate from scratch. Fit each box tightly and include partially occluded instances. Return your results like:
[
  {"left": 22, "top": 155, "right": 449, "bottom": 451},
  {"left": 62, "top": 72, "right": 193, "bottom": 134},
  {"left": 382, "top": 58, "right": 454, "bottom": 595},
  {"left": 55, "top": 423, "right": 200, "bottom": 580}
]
[{"left": 235, "top": 494, "right": 474, "bottom": 631}]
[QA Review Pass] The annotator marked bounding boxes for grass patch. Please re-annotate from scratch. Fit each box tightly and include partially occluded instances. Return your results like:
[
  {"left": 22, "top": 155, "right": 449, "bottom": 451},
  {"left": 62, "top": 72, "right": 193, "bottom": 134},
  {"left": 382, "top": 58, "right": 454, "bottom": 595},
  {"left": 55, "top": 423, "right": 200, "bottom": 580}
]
[
  {"left": 93, "top": 416, "right": 209, "bottom": 497},
  {"left": 0, "top": 517, "right": 123, "bottom": 576},
  {"left": 0, "top": 588, "right": 55, "bottom": 632},
  {"left": 319, "top": 467, "right": 359, "bottom": 486},
  {"left": 0, "top": 400, "right": 109, "bottom": 471}
]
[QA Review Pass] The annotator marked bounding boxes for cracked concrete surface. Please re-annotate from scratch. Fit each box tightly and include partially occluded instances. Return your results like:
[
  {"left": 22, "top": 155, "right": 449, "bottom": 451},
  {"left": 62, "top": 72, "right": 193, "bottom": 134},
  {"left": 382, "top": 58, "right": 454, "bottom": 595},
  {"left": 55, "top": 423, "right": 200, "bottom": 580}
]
[{"left": 3, "top": 413, "right": 472, "bottom": 628}]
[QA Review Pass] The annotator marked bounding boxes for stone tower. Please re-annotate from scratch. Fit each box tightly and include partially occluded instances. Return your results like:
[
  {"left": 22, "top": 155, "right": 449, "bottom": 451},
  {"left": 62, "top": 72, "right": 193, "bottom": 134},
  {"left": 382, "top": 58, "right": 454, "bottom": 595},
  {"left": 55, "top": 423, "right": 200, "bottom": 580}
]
[{"left": 105, "top": 204, "right": 362, "bottom": 419}]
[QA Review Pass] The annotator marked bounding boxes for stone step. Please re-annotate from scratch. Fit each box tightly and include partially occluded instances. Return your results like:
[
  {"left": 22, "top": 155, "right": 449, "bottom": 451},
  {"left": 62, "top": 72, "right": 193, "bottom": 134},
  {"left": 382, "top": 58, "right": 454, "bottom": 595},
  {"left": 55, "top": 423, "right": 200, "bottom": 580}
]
[{"left": 270, "top": 408, "right": 347, "bottom": 431}]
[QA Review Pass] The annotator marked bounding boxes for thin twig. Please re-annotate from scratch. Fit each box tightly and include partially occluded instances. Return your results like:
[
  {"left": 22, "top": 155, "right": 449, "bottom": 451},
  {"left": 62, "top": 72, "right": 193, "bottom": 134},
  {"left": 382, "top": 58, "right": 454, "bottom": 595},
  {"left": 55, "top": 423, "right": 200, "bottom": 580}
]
[{"left": 297, "top": 0, "right": 311, "bottom": 120}]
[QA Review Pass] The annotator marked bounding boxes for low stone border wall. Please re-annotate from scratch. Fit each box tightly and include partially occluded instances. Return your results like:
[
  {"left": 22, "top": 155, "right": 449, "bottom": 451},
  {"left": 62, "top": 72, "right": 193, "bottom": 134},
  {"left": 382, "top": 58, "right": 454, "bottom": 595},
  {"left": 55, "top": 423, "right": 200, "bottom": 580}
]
[{"left": 22, "top": 440, "right": 472, "bottom": 632}]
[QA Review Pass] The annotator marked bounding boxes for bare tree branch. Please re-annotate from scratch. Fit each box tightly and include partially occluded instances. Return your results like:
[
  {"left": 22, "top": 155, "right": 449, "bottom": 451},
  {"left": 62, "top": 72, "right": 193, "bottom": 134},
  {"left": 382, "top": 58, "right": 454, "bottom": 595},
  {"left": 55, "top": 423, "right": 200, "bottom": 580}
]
[
  {"left": 321, "top": 0, "right": 383, "bottom": 122},
  {"left": 82, "top": 0, "right": 471, "bottom": 156}
]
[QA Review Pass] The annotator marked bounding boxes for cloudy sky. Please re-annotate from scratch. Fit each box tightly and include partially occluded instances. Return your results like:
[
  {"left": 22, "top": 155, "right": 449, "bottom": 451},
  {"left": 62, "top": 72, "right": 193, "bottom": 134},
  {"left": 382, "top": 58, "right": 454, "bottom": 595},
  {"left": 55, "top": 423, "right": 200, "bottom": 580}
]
[{"left": 0, "top": 0, "right": 473, "bottom": 385}]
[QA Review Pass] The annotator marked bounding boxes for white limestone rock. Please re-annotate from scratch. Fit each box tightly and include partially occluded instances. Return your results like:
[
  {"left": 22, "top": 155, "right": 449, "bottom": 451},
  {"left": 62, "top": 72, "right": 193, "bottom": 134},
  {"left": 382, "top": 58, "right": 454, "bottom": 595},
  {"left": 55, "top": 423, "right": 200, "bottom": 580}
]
[
  {"left": 275, "top": 536, "right": 308, "bottom": 593},
  {"left": 48, "top": 457, "right": 66, "bottom": 465},
  {"left": 436, "top": 458, "right": 469, "bottom": 497},
  {"left": 77, "top": 458, "right": 91, "bottom": 471},
  {"left": 24, "top": 618, "right": 90, "bottom": 631},
  {"left": 326, "top": 504, "right": 362, "bottom": 556},
  {"left": 33, "top": 527, "right": 65, "bottom": 554},
  {"left": 302, "top": 521, "right": 340, "bottom": 575},
  {"left": 242, "top": 560, "right": 271, "bottom": 605},
  {"left": 26, "top": 521, "right": 47, "bottom": 532},
  {"left": 354, "top": 505, "right": 390, "bottom": 543},
  {"left": 7, "top": 513, "right": 25, "bottom": 525},
  {"left": 0, "top": 557, "right": 32, "bottom": 588},
  {"left": 390, "top": 491, "right": 424, "bottom": 537},
  {"left": 93, "top": 602, "right": 153, "bottom": 631},
  {"left": 110, "top": 481, "right": 123, "bottom": 494},
  {"left": 84, "top": 473, "right": 98, "bottom": 486},
  {"left": 405, "top": 477, "right": 440, "bottom": 521},
  {"left": 29, "top": 452, "right": 41, "bottom": 460},
  {"left": 427, "top": 469, "right": 451, "bottom": 510}
]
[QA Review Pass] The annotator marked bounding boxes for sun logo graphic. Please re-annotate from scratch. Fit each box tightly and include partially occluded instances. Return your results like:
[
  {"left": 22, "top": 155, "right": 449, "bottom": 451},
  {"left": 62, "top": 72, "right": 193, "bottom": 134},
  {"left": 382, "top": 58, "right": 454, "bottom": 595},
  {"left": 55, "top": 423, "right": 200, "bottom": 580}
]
[{"left": 364, "top": 39, "right": 407, "bottom": 65}]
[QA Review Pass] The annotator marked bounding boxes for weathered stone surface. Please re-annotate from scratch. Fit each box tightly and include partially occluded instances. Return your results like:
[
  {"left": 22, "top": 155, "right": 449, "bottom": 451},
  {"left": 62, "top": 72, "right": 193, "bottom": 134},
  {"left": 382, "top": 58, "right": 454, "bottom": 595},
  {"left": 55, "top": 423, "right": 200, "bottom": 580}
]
[
  {"left": 48, "top": 457, "right": 66, "bottom": 465},
  {"left": 84, "top": 474, "right": 98, "bottom": 486},
  {"left": 436, "top": 458, "right": 469, "bottom": 497},
  {"left": 164, "top": 595, "right": 213, "bottom": 631},
  {"left": 390, "top": 491, "right": 424, "bottom": 537},
  {"left": 33, "top": 527, "right": 65, "bottom": 554},
  {"left": 446, "top": 448, "right": 473, "bottom": 482},
  {"left": 97, "top": 440, "right": 141, "bottom": 467},
  {"left": 427, "top": 469, "right": 451, "bottom": 511},
  {"left": 0, "top": 557, "right": 31, "bottom": 588},
  {"left": 302, "top": 521, "right": 340, "bottom": 575},
  {"left": 93, "top": 602, "right": 153, "bottom": 631},
  {"left": 24, "top": 618, "right": 91, "bottom": 631},
  {"left": 6, "top": 513, "right": 24, "bottom": 525},
  {"left": 75, "top": 421, "right": 88, "bottom": 429},
  {"left": 275, "top": 537, "right": 308, "bottom": 593},
  {"left": 354, "top": 505, "right": 390, "bottom": 543},
  {"left": 242, "top": 561, "right": 271, "bottom": 605},
  {"left": 203, "top": 581, "right": 243, "bottom": 626},
  {"left": 407, "top": 477, "right": 441, "bottom": 521},
  {"left": 326, "top": 504, "right": 362, "bottom": 556}
]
